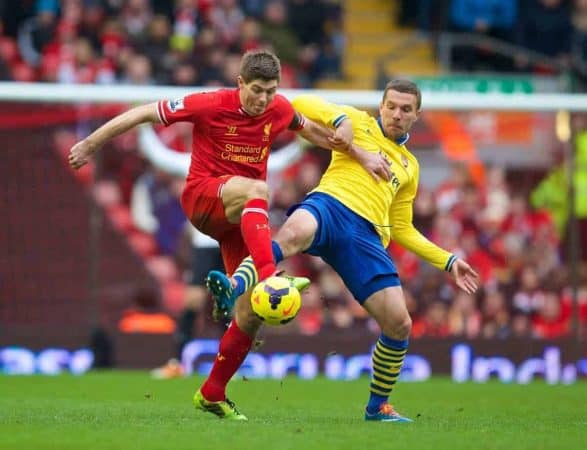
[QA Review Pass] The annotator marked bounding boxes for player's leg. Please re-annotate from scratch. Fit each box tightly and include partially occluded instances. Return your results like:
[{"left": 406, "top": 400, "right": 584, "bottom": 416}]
[
  {"left": 310, "top": 196, "right": 412, "bottom": 422},
  {"left": 362, "top": 286, "right": 413, "bottom": 422},
  {"left": 195, "top": 232, "right": 261, "bottom": 420},
  {"left": 221, "top": 176, "right": 276, "bottom": 281},
  {"left": 194, "top": 301, "right": 260, "bottom": 420},
  {"left": 208, "top": 206, "right": 319, "bottom": 305}
]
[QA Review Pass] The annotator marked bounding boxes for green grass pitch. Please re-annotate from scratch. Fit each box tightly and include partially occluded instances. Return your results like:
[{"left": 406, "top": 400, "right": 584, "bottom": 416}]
[{"left": 1, "top": 372, "right": 585, "bottom": 450}]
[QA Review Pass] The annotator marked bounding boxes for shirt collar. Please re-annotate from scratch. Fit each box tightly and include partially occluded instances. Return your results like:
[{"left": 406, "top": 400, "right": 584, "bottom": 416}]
[{"left": 377, "top": 117, "right": 410, "bottom": 145}]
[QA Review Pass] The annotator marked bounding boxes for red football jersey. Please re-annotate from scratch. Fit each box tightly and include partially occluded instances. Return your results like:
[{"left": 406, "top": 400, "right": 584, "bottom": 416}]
[{"left": 157, "top": 88, "right": 300, "bottom": 181}]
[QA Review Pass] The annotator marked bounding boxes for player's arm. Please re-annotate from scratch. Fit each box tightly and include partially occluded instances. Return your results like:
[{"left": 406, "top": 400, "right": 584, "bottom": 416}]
[
  {"left": 295, "top": 114, "right": 352, "bottom": 153},
  {"left": 292, "top": 94, "right": 352, "bottom": 152},
  {"left": 390, "top": 169, "right": 479, "bottom": 294},
  {"left": 69, "top": 103, "right": 160, "bottom": 170},
  {"left": 292, "top": 95, "right": 391, "bottom": 181}
]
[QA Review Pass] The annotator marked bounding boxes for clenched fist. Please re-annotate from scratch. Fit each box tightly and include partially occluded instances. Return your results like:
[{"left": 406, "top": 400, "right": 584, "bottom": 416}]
[{"left": 68, "top": 140, "right": 97, "bottom": 170}]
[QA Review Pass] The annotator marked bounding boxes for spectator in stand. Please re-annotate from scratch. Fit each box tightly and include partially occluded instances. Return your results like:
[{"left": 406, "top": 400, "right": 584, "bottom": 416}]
[
  {"left": 450, "top": 0, "right": 517, "bottom": 39},
  {"left": 171, "top": 61, "right": 199, "bottom": 86},
  {"left": 449, "top": 0, "right": 518, "bottom": 70},
  {"left": 448, "top": 291, "right": 482, "bottom": 338},
  {"left": 121, "top": 52, "right": 153, "bottom": 85},
  {"left": 239, "top": 17, "right": 262, "bottom": 52},
  {"left": 130, "top": 167, "right": 187, "bottom": 257},
  {"left": 480, "top": 289, "right": 511, "bottom": 338},
  {"left": 510, "top": 312, "right": 531, "bottom": 337},
  {"left": 515, "top": 0, "right": 572, "bottom": 71},
  {"left": 57, "top": 37, "right": 107, "bottom": 84},
  {"left": 99, "top": 18, "right": 127, "bottom": 66},
  {"left": 310, "top": 40, "right": 342, "bottom": 82},
  {"left": 512, "top": 266, "right": 545, "bottom": 315},
  {"left": 413, "top": 301, "right": 451, "bottom": 338},
  {"left": 259, "top": 1, "right": 301, "bottom": 65},
  {"left": 198, "top": 45, "right": 227, "bottom": 86},
  {"left": 16, "top": 2, "right": 57, "bottom": 67},
  {"left": 525, "top": 221, "right": 560, "bottom": 279},
  {"left": 120, "top": 0, "right": 153, "bottom": 45},
  {"left": 169, "top": 0, "right": 200, "bottom": 53},
  {"left": 452, "top": 183, "right": 483, "bottom": 232},
  {"left": 39, "top": 19, "right": 78, "bottom": 82},
  {"left": 209, "top": 0, "right": 244, "bottom": 48},
  {"left": 287, "top": 0, "right": 327, "bottom": 46},
  {"left": 483, "top": 166, "right": 510, "bottom": 221},
  {"left": 400, "top": 0, "right": 450, "bottom": 35},
  {"left": 435, "top": 161, "right": 473, "bottom": 213},
  {"left": 79, "top": 0, "right": 106, "bottom": 52},
  {"left": 136, "top": 15, "right": 174, "bottom": 84},
  {"left": 531, "top": 289, "right": 571, "bottom": 338}
]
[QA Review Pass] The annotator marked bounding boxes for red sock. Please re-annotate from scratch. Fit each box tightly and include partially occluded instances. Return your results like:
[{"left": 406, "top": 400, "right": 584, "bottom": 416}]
[
  {"left": 240, "top": 198, "right": 275, "bottom": 281},
  {"left": 200, "top": 321, "right": 253, "bottom": 401}
]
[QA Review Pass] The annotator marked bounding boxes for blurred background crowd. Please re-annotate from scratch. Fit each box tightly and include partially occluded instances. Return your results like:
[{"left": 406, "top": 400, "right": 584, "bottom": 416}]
[
  {"left": 0, "top": 0, "right": 344, "bottom": 86},
  {"left": 1, "top": 0, "right": 587, "bottom": 348},
  {"left": 2, "top": 0, "right": 587, "bottom": 85}
]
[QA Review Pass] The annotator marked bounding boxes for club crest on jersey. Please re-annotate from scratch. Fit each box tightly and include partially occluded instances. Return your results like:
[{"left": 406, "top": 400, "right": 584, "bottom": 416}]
[
  {"left": 263, "top": 122, "right": 272, "bottom": 141},
  {"left": 401, "top": 155, "right": 409, "bottom": 168},
  {"left": 168, "top": 97, "right": 184, "bottom": 112},
  {"left": 260, "top": 146, "right": 269, "bottom": 161}
]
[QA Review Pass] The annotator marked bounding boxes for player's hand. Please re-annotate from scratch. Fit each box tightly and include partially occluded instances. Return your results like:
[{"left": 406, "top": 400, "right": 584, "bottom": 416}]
[
  {"left": 450, "top": 259, "right": 479, "bottom": 294},
  {"left": 355, "top": 148, "right": 392, "bottom": 182},
  {"left": 328, "top": 125, "right": 353, "bottom": 152},
  {"left": 68, "top": 139, "right": 97, "bottom": 170}
]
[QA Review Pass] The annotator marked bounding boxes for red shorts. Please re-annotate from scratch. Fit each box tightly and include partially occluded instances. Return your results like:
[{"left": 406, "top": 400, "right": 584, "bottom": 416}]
[{"left": 180, "top": 176, "right": 248, "bottom": 274}]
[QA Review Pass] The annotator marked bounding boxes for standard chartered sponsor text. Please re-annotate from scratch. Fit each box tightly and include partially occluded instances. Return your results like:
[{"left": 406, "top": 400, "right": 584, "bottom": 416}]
[{"left": 222, "top": 143, "right": 266, "bottom": 163}]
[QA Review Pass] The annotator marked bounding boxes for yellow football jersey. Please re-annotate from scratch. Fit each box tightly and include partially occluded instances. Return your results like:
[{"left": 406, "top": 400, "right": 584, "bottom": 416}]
[{"left": 293, "top": 95, "right": 454, "bottom": 271}]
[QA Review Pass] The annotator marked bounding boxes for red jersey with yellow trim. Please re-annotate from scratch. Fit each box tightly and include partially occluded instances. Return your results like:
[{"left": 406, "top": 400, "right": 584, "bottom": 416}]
[{"left": 156, "top": 88, "right": 302, "bottom": 182}]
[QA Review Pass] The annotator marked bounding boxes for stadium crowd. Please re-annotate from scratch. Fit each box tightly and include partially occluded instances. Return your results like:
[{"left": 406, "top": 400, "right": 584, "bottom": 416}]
[
  {"left": 401, "top": 0, "right": 587, "bottom": 78},
  {"left": 3, "top": 0, "right": 585, "bottom": 340},
  {"left": 0, "top": 0, "right": 343, "bottom": 86}
]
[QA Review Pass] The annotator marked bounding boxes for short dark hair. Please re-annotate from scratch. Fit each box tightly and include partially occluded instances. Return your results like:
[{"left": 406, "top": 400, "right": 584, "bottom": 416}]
[
  {"left": 240, "top": 50, "right": 281, "bottom": 83},
  {"left": 383, "top": 79, "right": 422, "bottom": 110}
]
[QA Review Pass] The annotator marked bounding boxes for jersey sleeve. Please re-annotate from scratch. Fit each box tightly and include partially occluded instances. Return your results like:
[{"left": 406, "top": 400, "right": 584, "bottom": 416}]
[
  {"left": 288, "top": 111, "right": 306, "bottom": 131},
  {"left": 156, "top": 92, "right": 220, "bottom": 126},
  {"left": 389, "top": 161, "right": 457, "bottom": 272},
  {"left": 291, "top": 95, "right": 349, "bottom": 129}
]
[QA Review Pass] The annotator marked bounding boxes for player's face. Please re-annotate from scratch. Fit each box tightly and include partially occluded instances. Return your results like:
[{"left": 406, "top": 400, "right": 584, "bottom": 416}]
[
  {"left": 379, "top": 90, "right": 420, "bottom": 140},
  {"left": 238, "top": 76, "right": 278, "bottom": 116}
]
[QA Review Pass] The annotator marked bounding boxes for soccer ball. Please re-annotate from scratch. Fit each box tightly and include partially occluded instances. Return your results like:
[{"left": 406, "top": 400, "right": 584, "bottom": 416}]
[{"left": 251, "top": 276, "right": 301, "bottom": 326}]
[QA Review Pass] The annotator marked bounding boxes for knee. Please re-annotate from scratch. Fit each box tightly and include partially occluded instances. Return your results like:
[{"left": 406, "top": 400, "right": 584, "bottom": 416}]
[
  {"left": 382, "top": 315, "right": 412, "bottom": 340},
  {"left": 275, "top": 224, "right": 311, "bottom": 257},
  {"left": 245, "top": 180, "right": 269, "bottom": 201},
  {"left": 396, "top": 316, "right": 412, "bottom": 338}
]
